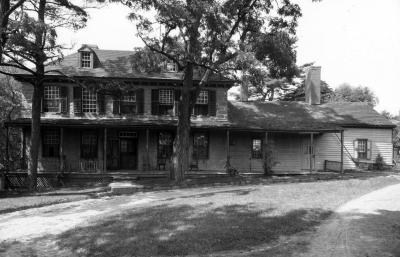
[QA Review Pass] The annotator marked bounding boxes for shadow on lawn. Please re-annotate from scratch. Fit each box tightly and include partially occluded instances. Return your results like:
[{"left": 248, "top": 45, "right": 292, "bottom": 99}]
[
  {"left": 50, "top": 204, "right": 331, "bottom": 257},
  {"left": 162, "top": 188, "right": 257, "bottom": 201}
]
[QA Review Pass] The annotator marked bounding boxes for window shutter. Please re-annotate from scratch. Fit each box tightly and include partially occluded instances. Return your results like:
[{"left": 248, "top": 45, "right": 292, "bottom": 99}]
[
  {"left": 97, "top": 92, "right": 105, "bottom": 115},
  {"left": 208, "top": 90, "right": 216, "bottom": 116},
  {"left": 113, "top": 95, "right": 120, "bottom": 115},
  {"left": 367, "top": 140, "right": 372, "bottom": 160},
  {"left": 136, "top": 88, "right": 144, "bottom": 115},
  {"left": 151, "top": 89, "right": 159, "bottom": 115},
  {"left": 353, "top": 140, "right": 359, "bottom": 159},
  {"left": 73, "top": 87, "right": 82, "bottom": 115},
  {"left": 60, "top": 86, "right": 68, "bottom": 114}
]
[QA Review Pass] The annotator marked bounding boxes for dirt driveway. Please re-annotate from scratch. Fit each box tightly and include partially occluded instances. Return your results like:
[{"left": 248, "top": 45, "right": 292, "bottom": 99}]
[
  {"left": 301, "top": 183, "right": 400, "bottom": 257},
  {"left": 0, "top": 176, "right": 399, "bottom": 257}
]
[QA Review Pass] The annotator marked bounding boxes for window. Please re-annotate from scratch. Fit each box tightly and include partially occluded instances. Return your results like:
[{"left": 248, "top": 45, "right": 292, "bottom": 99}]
[
  {"left": 193, "top": 132, "right": 209, "bottom": 159},
  {"left": 251, "top": 139, "right": 262, "bottom": 159},
  {"left": 166, "top": 62, "right": 178, "bottom": 72},
  {"left": 196, "top": 91, "right": 208, "bottom": 104},
  {"left": 120, "top": 93, "right": 137, "bottom": 114},
  {"left": 42, "top": 129, "right": 60, "bottom": 157},
  {"left": 159, "top": 89, "right": 173, "bottom": 105},
  {"left": 158, "top": 132, "right": 173, "bottom": 159},
  {"left": 357, "top": 139, "right": 368, "bottom": 159},
  {"left": 82, "top": 88, "right": 97, "bottom": 113},
  {"left": 43, "top": 86, "right": 60, "bottom": 112},
  {"left": 81, "top": 131, "right": 98, "bottom": 159},
  {"left": 81, "top": 52, "right": 91, "bottom": 68},
  {"left": 193, "top": 90, "right": 209, "bottom": 116},
  {"left": 158, "top": 89, "right": 174, "bottom": 115}
]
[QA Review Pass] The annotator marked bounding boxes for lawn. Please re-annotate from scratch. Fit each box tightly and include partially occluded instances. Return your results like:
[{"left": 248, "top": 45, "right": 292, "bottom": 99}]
[{"left": 0, "top": 174, "right": 399, "bottom": 257}]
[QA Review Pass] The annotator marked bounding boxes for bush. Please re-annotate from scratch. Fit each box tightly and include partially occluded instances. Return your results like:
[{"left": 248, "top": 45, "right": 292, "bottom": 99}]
[{"left": 375, "top": 154, "right": 384, "bottom": 170}]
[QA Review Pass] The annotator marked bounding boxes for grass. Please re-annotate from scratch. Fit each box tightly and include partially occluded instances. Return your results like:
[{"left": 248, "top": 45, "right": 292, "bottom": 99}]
[{"left": 0, "top": 174, "right": 399, "bottom": 257}]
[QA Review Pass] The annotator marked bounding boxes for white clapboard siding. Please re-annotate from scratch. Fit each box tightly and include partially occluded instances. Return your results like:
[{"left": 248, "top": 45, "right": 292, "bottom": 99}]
[
  {"left": 270, "top": 134, "right": 304, "bottom": 174},
  {"left": 315, "top": 128, "right": 393, "bottom": 170}
]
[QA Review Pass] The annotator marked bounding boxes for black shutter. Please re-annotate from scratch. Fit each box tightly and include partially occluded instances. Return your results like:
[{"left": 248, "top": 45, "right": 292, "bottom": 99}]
[
  {"left": 97, "top": 92, "right": 105, "bottom": 115},
  {"left": 60, "top": 86, "right": 68, "bottom": 114},
  {"left": 73, "top": 87, "right": 82, "bottom": 115},
  {"left": 136, "top": 88, "right": 144, "bottom": 115},
  {"left": 208, "top": 90, "right": 216, "bottom": 116},
  {"left": 113, "top": 95, "right": 120, "bottom": 115},
  {"left": 151, "top": 89, "right": 159, "bottom": 115}
]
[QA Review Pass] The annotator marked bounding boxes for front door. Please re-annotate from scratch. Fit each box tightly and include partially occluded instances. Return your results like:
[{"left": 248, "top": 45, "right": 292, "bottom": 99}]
[
  {"left": 120, "top": 138, "right": 137, "bottom": 170},
  {"left": 302, "top": 142, "right": 315, "bottom": 171}
]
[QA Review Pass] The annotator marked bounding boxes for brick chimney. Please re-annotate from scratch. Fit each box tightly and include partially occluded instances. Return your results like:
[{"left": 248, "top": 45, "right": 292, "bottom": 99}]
[{"left": 305, "top": 66, "right": 321, "bottom": 105}]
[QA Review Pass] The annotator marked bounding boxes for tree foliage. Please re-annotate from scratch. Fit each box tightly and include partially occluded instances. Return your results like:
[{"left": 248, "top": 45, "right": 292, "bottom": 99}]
[
  {"left": 332, "top": 83, "right": 378, "bottom": 107},
  {"left": 0, "top": 0, "right": 88, "bottom": 190},
  {"left": 120, "top": 0, "right": 302, "bottom": 181},
  {"left": 0, "top": 70, "right": 23, "bottom": 171}
]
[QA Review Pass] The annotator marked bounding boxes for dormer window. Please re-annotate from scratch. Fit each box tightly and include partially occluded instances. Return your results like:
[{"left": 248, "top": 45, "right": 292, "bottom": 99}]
[
  {"left": 81, "top": 52, "right": 91, "bottom": 68},
  {"left": 166, "top": 62, "right": 178, "bottom": 72}
]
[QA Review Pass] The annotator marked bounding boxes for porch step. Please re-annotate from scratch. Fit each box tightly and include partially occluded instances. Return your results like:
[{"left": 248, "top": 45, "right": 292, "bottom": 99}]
[{"left": 109, "top": 181, "right": 144, "bottom": 194}]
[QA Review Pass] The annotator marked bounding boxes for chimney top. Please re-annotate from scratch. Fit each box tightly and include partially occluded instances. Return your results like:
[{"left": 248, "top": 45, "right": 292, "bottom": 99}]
[{"left": 305, "top": 66, "right": 321, "bottom": 105}]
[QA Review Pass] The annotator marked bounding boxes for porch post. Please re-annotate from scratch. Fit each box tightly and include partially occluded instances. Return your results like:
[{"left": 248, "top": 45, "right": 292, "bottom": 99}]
[
  {"left": 340, "top": 130, "right": 344, "bottom": 174},
  {"left": 146, "top": 128, "right": 150, "bottom": 171},
  {"left": 103, "top": 127, "right": 107, "bottom": 172},
  {"left": 22, "top": 127, "right": 27, "bottom": 170},
  {"left": 5, "top": 125, "right": 9, "bottom": 172},
  {"left": 226, "top": 129, "right": 230, "bottom": 173},
  {"left": 59, "top": 127, "right": 64, "bottom": 171},
  {"left": 310, "top": 133, "right": 314, "bottom": 173},
  {"left": 264, "top": 131, "right": 268, "bottom": 174}
]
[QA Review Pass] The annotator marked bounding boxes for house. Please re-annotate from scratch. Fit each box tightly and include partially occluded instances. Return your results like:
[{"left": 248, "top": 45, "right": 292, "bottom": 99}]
[{"left": 7, "top": 45, "right": 395, "bottom": 177}]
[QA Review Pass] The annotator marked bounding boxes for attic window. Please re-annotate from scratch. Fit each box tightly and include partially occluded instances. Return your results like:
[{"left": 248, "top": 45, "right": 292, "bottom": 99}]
[
  {"left": 81, "top": 52, "right": 91, "bottom": 68},
  {"left": 166, "top": 62, "right": 178, "bottom": 72}
]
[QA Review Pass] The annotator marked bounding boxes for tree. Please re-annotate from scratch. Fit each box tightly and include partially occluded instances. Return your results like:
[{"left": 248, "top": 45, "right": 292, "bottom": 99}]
[
  {"left": 0, "top": 0, "right": 26, "bottom": 61},
  {"left": 0, "top": 0, "right": 87, "bottom": 190},
  {"left": 380, "top": 110, "right": 394, "bottom": 120},
  {"left": 121, "top": 0, "right": 302, "bottom": 182},
  {"left": 0, "top": 70, "right": 22, "bottom": 172},
  {"left": 332, "top": 83, "right": 378, "bottom": 107}
]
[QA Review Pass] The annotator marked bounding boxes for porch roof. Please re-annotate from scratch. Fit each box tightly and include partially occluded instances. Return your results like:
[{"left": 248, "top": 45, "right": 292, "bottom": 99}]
[{"left": 228, "top": 101, "right": 396, "bottom": 130}]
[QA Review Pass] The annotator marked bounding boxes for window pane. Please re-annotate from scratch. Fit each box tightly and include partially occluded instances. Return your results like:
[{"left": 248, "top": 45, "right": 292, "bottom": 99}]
[
  {"left": 193, "top": 132, "right": 208, "bottom": 159},
  {"left": 81, "top": 131, "right": 97, "bottom": 158},
  {"left": 159, "top": 89, "right": 173, "bottom": 105},
  {"left": 358, "top": 139, "right": 368, "bottom": 159},
  {"left": 196, "top": 91, "right": 208, "bottom": 104},
  {"left": 44, "top": 86, "right": 60, "bottom": 112},
  {"left": 82, "top": 88, "right": 97, "bottom": 113},
  {"left": 81, "top": 52, "right": 91, "bottom": 68},
  {"left": 252, "top": 139, "right": 262, "bottom": 159},
  {"left": 158, "top": 132, "right": 173, "bottom": 158},
  {"left": 43, "top": 129, "right": 60, "bottom": 157}
]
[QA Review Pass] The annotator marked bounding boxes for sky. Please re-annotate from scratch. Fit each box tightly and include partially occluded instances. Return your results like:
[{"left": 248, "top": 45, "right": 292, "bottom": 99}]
[{"left": 58, "top": 0, "right": 400, "bottom": 115}]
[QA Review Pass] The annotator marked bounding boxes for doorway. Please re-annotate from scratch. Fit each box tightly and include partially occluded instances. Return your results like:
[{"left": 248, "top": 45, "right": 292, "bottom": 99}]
[{"left": 119, "top": 137, "right": 138, "bottom": 170}]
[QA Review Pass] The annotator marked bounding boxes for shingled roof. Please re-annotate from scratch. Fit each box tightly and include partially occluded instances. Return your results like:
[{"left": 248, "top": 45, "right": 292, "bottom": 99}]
[
  {"left": 227, "top": 101, "right": 396, "bottom": 131},
  {"left": 16, "top": 48, "right": 231, "bottom": 82},
  {"left": 9, "top": 101, "right": 395, "bottom": 131}
]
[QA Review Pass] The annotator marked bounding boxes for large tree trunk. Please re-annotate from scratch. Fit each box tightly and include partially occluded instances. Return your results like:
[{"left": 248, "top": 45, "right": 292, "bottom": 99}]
[
  {"left": 28, "top": 83, "right": 42, "bottom": 191},
  {"left": 172, "top": 62, "right": 193, "bottom": 182},
  {"left": 28, "top": 0, "right": 46, "bottom": 191}
]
